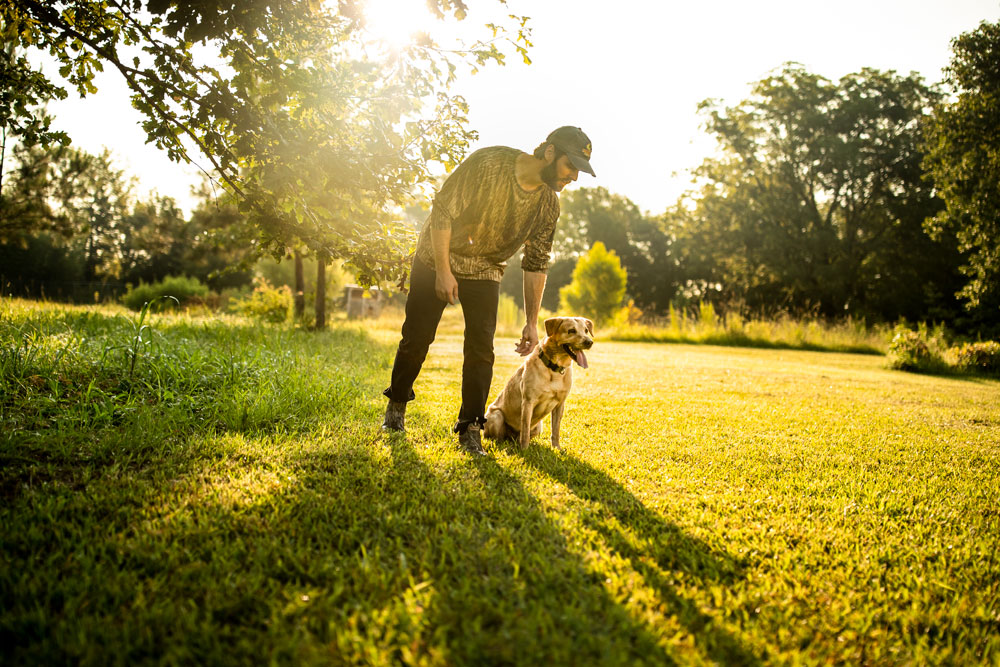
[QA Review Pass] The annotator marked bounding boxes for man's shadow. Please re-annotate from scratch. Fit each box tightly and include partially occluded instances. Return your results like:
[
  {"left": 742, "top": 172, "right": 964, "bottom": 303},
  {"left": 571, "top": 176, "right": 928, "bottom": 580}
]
[
  {"left": 504, "top": 441, "right": 756, "bottom": 665},
  {"left": 368, "top": 431, "right": 683, "bottom": 664}
]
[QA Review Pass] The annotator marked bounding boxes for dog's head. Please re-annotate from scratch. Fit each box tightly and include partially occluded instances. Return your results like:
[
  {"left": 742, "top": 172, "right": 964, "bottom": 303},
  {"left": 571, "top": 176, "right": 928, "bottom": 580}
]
[{"left": 544, "top": 316, "right": 594, "bottom": 368}]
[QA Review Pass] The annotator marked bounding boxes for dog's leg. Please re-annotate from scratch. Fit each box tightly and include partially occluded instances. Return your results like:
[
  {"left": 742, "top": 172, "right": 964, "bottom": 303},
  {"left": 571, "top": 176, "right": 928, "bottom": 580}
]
[
  {"left": 483, "top": 406, "right": 505, "bottom": 441},
  {"left": 550, "top": 401, "right": 565, "bottom": 449},
  {"left": 518, "top": 400, "right": 535, "bottom": 449}
]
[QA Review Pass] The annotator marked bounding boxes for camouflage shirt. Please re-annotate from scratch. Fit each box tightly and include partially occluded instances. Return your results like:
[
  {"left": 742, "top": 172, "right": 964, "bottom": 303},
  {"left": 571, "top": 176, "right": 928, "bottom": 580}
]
[{"left": 414, "top": 146, "right": 560, "bottom": 282}]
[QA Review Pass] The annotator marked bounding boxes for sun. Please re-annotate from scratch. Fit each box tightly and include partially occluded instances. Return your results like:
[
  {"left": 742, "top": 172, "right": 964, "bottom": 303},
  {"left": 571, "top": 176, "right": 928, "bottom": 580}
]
[{"left": 362, "top": 0, "right": 436, "bottom": 48}]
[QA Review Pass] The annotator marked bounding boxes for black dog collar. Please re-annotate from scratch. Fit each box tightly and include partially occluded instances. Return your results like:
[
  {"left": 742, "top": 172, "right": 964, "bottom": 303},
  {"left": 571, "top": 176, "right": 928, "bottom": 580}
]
[{"left": 538, "top": 348, "right": 568, "bottom": 374}]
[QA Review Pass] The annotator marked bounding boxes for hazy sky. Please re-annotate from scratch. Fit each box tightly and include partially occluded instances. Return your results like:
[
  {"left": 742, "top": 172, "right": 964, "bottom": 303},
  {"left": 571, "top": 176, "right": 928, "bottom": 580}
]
[{"left": 40, "top": 0, "right": 1000, "bottom": 216}]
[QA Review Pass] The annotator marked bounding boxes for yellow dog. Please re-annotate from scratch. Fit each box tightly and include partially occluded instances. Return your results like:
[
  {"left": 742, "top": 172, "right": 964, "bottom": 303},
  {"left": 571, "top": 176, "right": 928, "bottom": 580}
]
[{"left": 484, "top": 316, "right": 594, "bottom": 449}]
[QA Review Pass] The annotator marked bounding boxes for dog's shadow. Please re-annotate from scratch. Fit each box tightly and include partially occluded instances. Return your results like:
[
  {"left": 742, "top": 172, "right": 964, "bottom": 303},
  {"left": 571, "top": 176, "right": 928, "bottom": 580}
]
[{"left": 505, "top": 441, "right": 756, "bottom": 664}]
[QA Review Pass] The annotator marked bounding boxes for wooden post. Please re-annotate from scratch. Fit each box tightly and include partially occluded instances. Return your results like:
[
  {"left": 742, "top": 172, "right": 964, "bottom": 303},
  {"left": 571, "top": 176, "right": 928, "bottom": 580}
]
[
  {"left": 315, "top": 251, "right": 327, "bottom": 329},
  {"left": 293, "top": 250, "right": 305, "bottom": 319}
]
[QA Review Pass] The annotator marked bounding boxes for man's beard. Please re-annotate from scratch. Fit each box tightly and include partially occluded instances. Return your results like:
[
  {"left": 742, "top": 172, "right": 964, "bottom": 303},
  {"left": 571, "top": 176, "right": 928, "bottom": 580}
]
[{"left": 541, "top": 154, "right": 563, "bottom": 190}]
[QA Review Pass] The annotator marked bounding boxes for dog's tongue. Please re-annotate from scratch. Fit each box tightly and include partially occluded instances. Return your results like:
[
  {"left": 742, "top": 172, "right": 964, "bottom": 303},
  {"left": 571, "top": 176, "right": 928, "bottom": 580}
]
[{"left": 574, "top": 349, "right": 588, "bottom": 369}]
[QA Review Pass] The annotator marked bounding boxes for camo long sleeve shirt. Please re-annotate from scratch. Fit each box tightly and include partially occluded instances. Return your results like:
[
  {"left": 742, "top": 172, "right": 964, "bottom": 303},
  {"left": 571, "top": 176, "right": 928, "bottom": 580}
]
[{"left": 414, "top": 146, "right": 560, "bottom": 282}]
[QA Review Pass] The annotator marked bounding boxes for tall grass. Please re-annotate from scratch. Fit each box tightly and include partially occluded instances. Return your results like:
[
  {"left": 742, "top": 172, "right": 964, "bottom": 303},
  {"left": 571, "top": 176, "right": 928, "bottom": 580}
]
[
  {"left": 1, "top": 298, "right": 382, "bottom": 452},
  {"left": 609, "top": 302, "right": 891, "bottom": 354}
]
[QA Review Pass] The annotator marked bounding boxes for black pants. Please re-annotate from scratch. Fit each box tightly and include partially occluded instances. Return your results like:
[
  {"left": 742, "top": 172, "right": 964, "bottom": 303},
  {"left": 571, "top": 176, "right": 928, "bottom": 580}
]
[{"left": 383, "top": 258, "right": 500, "bottom": 432}]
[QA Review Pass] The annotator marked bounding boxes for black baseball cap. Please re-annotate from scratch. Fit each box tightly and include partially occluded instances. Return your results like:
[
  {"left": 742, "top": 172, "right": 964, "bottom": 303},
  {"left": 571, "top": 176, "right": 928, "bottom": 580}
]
[{"left": 546, "top": 126, "right": 596, "bottom": 177}]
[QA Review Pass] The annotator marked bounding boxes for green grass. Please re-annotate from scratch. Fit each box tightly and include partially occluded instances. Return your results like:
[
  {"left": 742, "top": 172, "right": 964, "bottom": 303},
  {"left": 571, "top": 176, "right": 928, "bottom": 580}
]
[{"left": 2, "top": 298, "right": 999, "bottom": 665}]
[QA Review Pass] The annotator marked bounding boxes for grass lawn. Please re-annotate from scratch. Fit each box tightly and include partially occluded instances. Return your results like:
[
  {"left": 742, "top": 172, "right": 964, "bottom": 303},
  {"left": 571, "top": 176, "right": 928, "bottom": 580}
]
[{"left": 2, "top": 298, "right": 999, "bottom": 665}]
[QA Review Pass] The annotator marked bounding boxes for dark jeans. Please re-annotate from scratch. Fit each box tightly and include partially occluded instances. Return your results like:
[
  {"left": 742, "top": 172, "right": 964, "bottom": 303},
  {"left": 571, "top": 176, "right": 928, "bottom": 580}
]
[{"left": 383, "top": 258, "right": 500, "bottom": 432}]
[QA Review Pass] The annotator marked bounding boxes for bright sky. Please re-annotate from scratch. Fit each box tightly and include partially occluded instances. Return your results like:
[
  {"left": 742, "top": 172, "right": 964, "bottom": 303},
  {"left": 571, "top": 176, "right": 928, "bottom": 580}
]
[{"left": 40, "top": 0, "right": 1000, "bottom": 216}]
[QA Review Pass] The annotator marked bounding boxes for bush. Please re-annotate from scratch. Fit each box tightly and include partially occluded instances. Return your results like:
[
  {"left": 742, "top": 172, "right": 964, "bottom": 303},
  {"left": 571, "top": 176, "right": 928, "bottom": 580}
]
[
  {"left": 887, "top": 327, "right": 946, "bottom": 372},
  {"left": 609, "top": 299, "right": 644, "bottom": 328},
  {"left": 950, "top": 341, "right": 1000, "bottom": 376},
  {"left": 122, "top": 275, "right": 209, "bottom": 311},
  {"left": 229, "top": 277, "right": 292, "bottom": 323},
  {"left": 559, "top": 242, "right": 627, "bottom": 326}
]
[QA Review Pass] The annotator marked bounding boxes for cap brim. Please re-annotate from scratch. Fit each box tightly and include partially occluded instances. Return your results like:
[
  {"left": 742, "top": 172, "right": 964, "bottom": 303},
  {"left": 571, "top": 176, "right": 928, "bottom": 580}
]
[{"left": 567, "top": 153, "right": 596, "bottom": 176}]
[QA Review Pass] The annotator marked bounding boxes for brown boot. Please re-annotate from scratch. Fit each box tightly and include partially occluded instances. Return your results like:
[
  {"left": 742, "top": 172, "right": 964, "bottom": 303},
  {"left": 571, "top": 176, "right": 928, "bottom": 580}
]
[{"left": 382, "top": 399, "right": 406, "bottom": 432}]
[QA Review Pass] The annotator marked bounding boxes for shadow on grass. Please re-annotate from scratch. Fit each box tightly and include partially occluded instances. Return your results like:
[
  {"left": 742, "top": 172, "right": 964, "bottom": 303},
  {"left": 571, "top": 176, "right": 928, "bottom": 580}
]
[
  {"left": 2, "top": 419, "right": 762, "bottom": 665},
  {"left": 11, "top": 422, "right": 752, "bottom": 664},
  {"left": 888, "top": 365, "right": 1000, "bottom": 384},
  {"left": 512, "top": 444, "right": 756, "bottom": 665},
  {"left": 273, "top": 430, "right": 761, "bottom": 664},
  {"left": 367, "top": 434, "right": 682, "bottom": 664}
]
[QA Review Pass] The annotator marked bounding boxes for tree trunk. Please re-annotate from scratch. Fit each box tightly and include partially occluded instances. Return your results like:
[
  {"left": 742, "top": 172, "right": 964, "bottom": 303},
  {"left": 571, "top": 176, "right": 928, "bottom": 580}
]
[
  {"left": 83, "top": 232, "right": 98, "bottom": 283},
  {"left": 293, "top": 250, "right": 305, "bottom": 319},
  {"left": 315, "top": 251, "right": 327, "bottom": 329}
]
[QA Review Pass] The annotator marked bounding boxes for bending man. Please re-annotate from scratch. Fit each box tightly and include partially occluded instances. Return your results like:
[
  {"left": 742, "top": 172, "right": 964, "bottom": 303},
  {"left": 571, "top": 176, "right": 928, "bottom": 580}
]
[{"left": 381, "top": 126, "right": 596, "bottom": 455}]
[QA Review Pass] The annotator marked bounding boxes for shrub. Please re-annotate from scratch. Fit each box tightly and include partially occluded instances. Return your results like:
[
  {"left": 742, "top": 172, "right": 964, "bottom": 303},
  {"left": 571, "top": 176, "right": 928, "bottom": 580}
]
[
  {"left": 559, "top": 242, "right": 627, "bottom": 326},
  {"left": 950, "top": 341, "right": 1000, "bottom": 376},
  {"left": 887, "top": 327, "right": 946, "bottom": 372},
  {"left": 609, "top": 299, "right": 644, "bottom": 328},
  {"left": 122, "top": 275, "right": 209, "bottom": 311},
  {"left": 229, "top": 277, "right": 292, "bottom": 323}
]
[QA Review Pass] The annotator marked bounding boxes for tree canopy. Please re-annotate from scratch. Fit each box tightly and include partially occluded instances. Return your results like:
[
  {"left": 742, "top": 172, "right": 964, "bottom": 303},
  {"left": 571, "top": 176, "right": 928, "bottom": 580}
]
[
  {"left": 1, "top": 0, "right": 530, "bottom": 285},
  {"left": 922, "top": 19, "right": 1000, "bottom": 318},
  {"left": 682, "top": 63, "right": 962, "bottom": 321}
]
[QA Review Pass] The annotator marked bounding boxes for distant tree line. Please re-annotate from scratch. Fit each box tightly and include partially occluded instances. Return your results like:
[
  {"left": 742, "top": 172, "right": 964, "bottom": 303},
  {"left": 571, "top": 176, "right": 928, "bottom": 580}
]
[{"left": 0, "top": 141, "right": 253, "bottom": 298}]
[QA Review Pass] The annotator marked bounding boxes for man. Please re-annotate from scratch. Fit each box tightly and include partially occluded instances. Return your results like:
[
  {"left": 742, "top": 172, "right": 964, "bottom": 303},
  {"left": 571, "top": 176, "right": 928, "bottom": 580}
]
[{"left": 381, "top": 126, "right": 596, "bottom": 455}]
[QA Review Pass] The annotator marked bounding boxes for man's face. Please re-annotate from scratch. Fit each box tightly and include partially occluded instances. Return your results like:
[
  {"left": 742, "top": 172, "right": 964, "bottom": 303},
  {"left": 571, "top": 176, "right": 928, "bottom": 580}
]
[{"left": 542, "top": 153, "right": 580, "bottom": 192}]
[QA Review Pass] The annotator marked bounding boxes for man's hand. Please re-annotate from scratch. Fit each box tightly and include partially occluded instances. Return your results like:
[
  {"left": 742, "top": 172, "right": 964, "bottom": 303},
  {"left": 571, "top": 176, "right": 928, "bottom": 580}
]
[
  {"left": 515, "top": 323, "right": 538, "bottom": 356},
  {"left": 435, "top": 269, "right": 458, "bottom": 304}
]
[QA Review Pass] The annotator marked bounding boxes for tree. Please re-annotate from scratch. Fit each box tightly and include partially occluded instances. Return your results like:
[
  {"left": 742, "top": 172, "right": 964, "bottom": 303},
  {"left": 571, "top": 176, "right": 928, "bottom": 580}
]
[
  {"left": 0, "top": 144, "right": 129, "bottom": 292},
  {"left": 62, "top": 149, "right": 134, "bottom": 281},
  {"left": 0, "top": 140, "right": 91, "bottom": 243},
  {"left": 559, "top": 242, "right": 627, "bottom": 326},
  {"left": 120, "top": 189, "right": 254, "bottom": 289},
  {"left": 2, "top": 1, "right": 532, "bottom": 290},
  {"left": 293, "top": 250, "right": 305, "bottom": 319},
  {"left": 689, "top": 64, "right": 961, "bottom": 321},
  {"left": 554, "top": 187, "right": 679, "bottom": 314},
  {"left": 0, "top": 143, "right": 260, "bottom": 295},
  {"left": 923, "top": 20, "right": 1000, "bottom": 326},
  {"left": 0, "top": 144, "right": 134, "bottom": 284}
]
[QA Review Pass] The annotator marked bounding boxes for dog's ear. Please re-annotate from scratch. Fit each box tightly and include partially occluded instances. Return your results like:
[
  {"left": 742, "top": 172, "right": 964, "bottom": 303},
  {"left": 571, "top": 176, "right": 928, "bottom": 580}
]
[
  {"left": 544, "top": 317, "right": 560, "bottom": 337},
  {"left": 584, "top": 318, "right": 594, "bottom": 336}
]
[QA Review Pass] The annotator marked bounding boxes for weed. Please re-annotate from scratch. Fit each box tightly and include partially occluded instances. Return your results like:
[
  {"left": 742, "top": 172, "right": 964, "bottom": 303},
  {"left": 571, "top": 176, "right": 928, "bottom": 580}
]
[
  {"left": 950, "top": 340, "right": 1000, "bottom": 376},
  {"left": 887, "top": 327, "right": 946, "bottom": 372}
]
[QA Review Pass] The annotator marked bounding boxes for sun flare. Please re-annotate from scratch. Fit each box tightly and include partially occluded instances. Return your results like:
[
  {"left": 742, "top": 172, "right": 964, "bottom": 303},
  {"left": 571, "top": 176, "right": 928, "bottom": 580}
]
[{"left": 362, "top": 0, "right": 435, "bottom": 47}]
